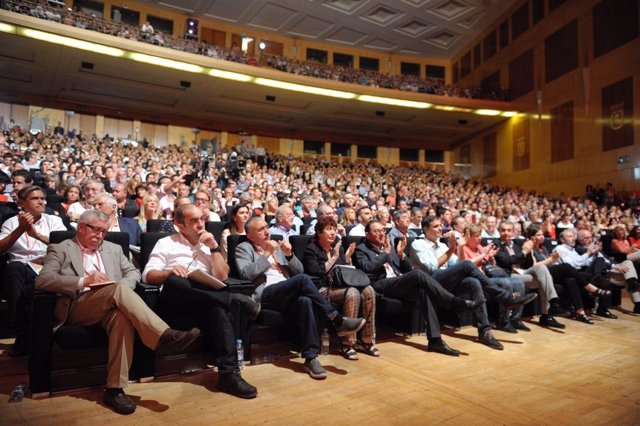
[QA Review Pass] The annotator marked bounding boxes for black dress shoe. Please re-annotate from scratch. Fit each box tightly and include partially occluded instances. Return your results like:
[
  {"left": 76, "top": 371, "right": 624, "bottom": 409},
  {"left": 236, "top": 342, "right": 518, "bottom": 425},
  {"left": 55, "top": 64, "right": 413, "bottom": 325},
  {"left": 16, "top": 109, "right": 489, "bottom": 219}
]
[
  {"left": 218, "top": 372, "right": 258, "bottom": 399},
  {"left": 511, "top": 320, "right": 531, "bottom": 332},
  {"left": 596, "top": 310, "right": 617, "bottom": 319},
  {"left": 634, "top": 303, "right": 640, "bottom": 314},
  {"left": 231, "top": 293, "right": 261, "bottom": 320},
  {"left": 539, "top": 314, "right": 566, "bottom": 329},
  {"left": 478, "top": 329, "right": 504, "bottom": 350},
  {"left": 8, "top": 336, "right": 28, "bottom": 358},
  {"left": 157, "top": 327, "right": 200, "bottom": 354},
  {"left": 496, "top": 321, "right": 518, "bottom": 334},
  {"left": 427, "top": 339, "right": 460, "bottom": 357},
  {"left": 103, "top": 388, "right": 136, "bottom": 415},
  {"left": 505, "top": 293, "right": 537, "bottom": 310},
  {"left": 548, "top": 302, "right": 571, "bottom": 317}
]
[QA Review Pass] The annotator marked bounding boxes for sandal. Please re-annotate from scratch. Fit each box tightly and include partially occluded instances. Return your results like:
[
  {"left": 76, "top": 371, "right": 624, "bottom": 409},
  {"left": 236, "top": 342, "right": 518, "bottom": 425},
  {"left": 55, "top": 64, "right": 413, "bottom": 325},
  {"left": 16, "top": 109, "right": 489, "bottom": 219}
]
[
  {"left": 589, "top": 288, "right": 611, "bottom": 298},
  {"left": 356, "top": 340, "right": 381, "bottom": 357},
  {"left": 341, "top": 346, "right": 359, "bottom": 360},
  {"left": 573, "top": 313, "right": 594, "bottom": 324}
]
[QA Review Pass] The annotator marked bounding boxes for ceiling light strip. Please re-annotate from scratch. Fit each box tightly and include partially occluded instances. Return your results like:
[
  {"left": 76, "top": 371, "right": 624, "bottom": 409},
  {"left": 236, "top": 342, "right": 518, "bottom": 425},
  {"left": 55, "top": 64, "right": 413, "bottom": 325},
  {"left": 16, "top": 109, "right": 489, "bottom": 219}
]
[
  {"left": 254, "top": 78, "right": 356, "bottom": 99},
  {"left": 358, "top": 95, "right": 432, "bottom": 109},
  {"left": 4, "top": 24, "right": 520, "bottom": 114},
  {"left": 19, "top": 28, "right": 124, "bottom": 57}
]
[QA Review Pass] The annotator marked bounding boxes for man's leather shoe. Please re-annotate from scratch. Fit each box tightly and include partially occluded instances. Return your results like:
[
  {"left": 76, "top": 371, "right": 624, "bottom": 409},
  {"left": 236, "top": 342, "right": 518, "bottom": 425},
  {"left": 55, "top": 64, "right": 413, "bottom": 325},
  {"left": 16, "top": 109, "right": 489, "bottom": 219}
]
[
  {"left": 479, "top": 329, "right": 504, "bottom": 350},
  {"left": 427, "top": 339, "right": 460, "bottom": 356},
  {"left": 157, "top": 327, "right": 200, "bottom": 354},
  {"left": 596, "top": 309, "right": 617, "bottom": 319},
  {"left": 8, "top": 336, "right": 28, "bottom": 358},
  {"left": 496, "top": 321, "right": 517, "bottom": 334},
  {"left": 540, "top": 314, "right": 566, "bottom": 329},
  {"left": 231, "top": 293, "right": 261, "bottom": 320},
  {"left": 549, "top": 302, "right": 571, "bottom": 317},
  {"left": 505, "top": 292, "right": 537, "bottom": 310},
  {"left": 634, "top": 303, "right": 640, "bottom": 314},
  {"left": 218, "top": 372, "right": 257, "bottom": 399},
  {"left": 511, "top": 320, "right": 531, "bottom": 331},
  {"left": 335, "top": 317, "right": 366, "bottom": 336},
  {"left": 103, "top": 388, "right": 136, "bottom": 415},
  {"left": 459, "top": 299, "right": 485, "bottom": 312}
]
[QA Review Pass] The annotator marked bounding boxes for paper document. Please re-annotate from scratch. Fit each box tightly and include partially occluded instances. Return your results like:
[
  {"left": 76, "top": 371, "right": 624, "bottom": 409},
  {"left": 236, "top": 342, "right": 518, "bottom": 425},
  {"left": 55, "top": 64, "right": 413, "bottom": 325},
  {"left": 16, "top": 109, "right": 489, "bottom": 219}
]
[
  {"left": 89, "top": 281, "right": 116, "bottom": 289},
  {"left": 188, "top": 269, "right": 227, "bottom": 289}
]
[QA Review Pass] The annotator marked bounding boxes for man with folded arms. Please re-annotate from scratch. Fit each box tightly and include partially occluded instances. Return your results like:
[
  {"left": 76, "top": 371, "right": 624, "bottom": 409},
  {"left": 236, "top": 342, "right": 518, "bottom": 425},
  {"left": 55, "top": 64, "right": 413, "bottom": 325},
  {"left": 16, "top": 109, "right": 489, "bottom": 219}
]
[
  {"left": 354, "top": 220, "right": 483, "bottom": 357},
  {"left": 237, "top": 217, "right": 365, "bottom": 379},
  {"left": 0, "top": 185, "right": 67, "bottom": 357},
  {"left": 409, "top": 216, "right": 536, "bottom": 351},
  {"left": 36, "top": 210, "right": 200, "bottom": 415},
  {"left": 143, "top": 204, "right": 259, "bottom": 398}
]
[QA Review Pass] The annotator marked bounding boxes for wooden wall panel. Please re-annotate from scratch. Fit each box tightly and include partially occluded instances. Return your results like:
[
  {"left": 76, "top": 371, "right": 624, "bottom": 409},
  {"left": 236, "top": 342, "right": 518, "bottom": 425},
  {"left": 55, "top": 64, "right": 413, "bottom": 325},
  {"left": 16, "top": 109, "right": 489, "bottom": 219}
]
[
  {"left": 483, "top": 133, "right": 497, "bottom": 178},
  {"left": 593, "top": 0, "right": 639, "bottom": 58},
  {"left": 512, "top": 119, "right": 530, "bottom": 171},
  {"left": 551, "top": 101, "right": 574, "bottom": 163},
  {"left": 509, "top": 49, "right": 534, "bottom": 99},
  {"left": 545, "top": 20, "right": 578, "bottom": 83},
  {"left": 601, "top": 77, "right": 634, "bottom": 152}
]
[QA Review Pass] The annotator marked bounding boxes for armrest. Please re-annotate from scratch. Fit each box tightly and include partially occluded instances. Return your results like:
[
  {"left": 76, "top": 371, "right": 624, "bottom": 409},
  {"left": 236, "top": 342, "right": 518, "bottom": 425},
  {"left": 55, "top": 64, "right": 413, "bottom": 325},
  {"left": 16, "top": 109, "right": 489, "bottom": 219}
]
[
  {"left": 225, "top": 277, "right": 254, "bottom": 295},
  {"left": 135, "top": 282, "right": 160, "bottom": 309}
]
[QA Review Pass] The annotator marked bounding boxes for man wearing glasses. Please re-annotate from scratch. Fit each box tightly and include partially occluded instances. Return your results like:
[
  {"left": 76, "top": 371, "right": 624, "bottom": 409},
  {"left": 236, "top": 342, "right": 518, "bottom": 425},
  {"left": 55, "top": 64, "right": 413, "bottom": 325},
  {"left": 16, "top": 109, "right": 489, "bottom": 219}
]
[
  {"left": 0, "top": 185, "right": 67, "bottom": 357},
  {"left": 36, "top": 210, "right": 200, "bottom": 415}
]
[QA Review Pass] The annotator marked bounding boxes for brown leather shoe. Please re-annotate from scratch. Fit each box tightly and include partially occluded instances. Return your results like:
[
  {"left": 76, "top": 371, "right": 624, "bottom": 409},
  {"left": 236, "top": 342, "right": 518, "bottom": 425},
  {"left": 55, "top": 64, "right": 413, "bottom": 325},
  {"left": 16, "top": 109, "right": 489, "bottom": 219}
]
[{"left": 156, "top": 327, "right": 200, "bottom": 354}]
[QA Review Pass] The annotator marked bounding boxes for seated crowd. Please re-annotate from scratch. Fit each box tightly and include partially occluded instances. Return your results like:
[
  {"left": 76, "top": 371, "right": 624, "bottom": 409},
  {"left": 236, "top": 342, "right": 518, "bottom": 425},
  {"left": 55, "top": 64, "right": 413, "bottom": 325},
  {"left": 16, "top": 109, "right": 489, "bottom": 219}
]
[
  {"left": 2, "top": 0, "right": 507, "bottom": 100},
  {"left": 1, "top": 122, "right": 639, "bottom": 415}
]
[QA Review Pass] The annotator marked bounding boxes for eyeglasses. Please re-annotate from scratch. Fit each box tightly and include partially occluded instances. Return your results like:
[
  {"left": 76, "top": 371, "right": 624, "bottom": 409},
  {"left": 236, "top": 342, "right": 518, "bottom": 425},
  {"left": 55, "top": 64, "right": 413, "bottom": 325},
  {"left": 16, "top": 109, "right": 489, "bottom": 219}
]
[
  {"left": 82, "top": 223, "right": 109, "bottom": 235},
  {"left": 369, "top": 229, "right": 385, "bottom": 234}
]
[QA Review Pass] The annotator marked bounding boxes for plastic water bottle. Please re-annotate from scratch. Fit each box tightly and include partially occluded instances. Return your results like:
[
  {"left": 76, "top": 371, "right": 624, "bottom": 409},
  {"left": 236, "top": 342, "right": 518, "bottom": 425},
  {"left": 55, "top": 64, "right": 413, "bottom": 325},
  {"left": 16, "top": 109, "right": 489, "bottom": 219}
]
[
  {"left": 9, "top": 384, "right": 24, "bottom": 403},
  {"left": 236, "top": 339, "right": 244, "bottom": 369},
  {"left": 320, "top": 328, "right": 330, "bottom": 355}
]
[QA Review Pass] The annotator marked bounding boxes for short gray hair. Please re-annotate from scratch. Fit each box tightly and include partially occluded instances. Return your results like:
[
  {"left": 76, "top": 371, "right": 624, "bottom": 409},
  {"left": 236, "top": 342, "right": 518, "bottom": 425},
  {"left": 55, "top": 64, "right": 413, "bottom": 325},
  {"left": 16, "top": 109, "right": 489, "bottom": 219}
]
[
  {"left": 95, "top": 193, "right": 117, "bottom": 206},
  {"left": 79, "top": 210, "right": 110, "bottom": 224}
]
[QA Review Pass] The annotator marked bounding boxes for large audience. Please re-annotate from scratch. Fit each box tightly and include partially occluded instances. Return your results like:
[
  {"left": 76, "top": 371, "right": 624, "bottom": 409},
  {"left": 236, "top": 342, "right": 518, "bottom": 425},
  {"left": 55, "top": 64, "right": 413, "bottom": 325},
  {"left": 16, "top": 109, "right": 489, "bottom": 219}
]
[
  {"left": 1, "top": 118, "right": 639, "bottom": 411},
  {"left": 2, "top": 0, "right": 509, "bottom": 100}
]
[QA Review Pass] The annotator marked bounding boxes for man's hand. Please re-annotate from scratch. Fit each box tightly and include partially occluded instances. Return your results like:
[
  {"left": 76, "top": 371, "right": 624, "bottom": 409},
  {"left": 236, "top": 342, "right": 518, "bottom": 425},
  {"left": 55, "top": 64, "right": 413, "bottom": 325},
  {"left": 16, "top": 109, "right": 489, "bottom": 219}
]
[
  {"left": 167, "top": 265, "right": 189, "bottom": 278},
  {"left": 198, "top": 231, "right": 218, "bottom": 250},
  {"left": 550, "top": 251, "right": 561, "bottom": 262},
  {"left": 397, "top": 236, "right": 407, "bottom": 258},
  {"left": 447, "top": 235, "right": 457, "bottom": 255},
  {"left": 522, "top": 240, "right": 534, "bottom": 254},
  {"left": 279, "top": 240, "right": 292, "bottom": 257},
  {"left": 83, "top": 271, "right": 110, "bottom": 286},
  {"left": 613, "top": 264, "right": 630, "bottom": 274},
  {"left": 262, "top": 240, "right": 279, "bottom": 257},
  {"left": 17, "top": 211, "right": 34, "bottom": 232}
]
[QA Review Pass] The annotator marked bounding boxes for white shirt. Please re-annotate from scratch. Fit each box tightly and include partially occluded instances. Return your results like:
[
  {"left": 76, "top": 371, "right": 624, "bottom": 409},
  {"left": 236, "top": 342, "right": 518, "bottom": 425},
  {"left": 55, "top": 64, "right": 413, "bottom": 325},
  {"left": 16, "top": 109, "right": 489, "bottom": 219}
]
[
  {"left": 348, "top": 223, "right": 365, "bottom": 236},
  {"left": 0, "top": 213, "right": 66, "bottom": 263},
  {"left": 410, "top": 238, "right": 457, "bottom": 273},
  {"left": 553, "top": 244, "right": 593, "bottom": 269},
  {"left": 67, "top": 201, "right": 89, "bottom": 218},
  {"left": 142, "top": 233, "right": 214, "bottom": 283},
  {"left": 481, "top": 229, "right": 500, "bottom": 239}
]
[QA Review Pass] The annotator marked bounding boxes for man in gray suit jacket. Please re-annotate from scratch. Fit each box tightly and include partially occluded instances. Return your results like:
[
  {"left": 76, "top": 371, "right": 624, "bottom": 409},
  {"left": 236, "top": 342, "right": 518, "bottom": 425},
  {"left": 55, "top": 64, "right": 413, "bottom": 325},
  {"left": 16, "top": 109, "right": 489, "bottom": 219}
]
[
  {"left": 35, "top": 210, "right": 200, "bottom": 415},
  {"left": 236, "top": 217, "right": 365, "bottom": 380}
]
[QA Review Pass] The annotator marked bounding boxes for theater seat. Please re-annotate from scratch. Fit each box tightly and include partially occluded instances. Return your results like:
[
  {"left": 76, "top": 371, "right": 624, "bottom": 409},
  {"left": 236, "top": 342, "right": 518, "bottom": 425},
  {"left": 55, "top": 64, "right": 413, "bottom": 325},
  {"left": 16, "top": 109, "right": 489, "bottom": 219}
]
[{"left": 29, "top": 231, "right": 154, "bottom": 395}]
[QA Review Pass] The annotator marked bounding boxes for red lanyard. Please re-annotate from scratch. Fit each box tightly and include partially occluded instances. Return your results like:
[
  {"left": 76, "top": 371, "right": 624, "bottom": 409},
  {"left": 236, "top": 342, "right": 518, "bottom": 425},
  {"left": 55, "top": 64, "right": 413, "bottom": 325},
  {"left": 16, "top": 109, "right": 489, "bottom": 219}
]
[{"left": 23, "top": 219, "right": 43, "bottom": 252}]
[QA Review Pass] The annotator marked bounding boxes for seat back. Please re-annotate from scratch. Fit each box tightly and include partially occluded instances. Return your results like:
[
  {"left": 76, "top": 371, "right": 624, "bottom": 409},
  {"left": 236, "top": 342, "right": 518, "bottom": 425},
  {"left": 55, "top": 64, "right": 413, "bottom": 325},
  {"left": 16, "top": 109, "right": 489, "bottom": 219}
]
[
  {"left": 205, "top": 221, "right": 228, "bottom": 243},
  {"left": 146, "top": 219, "right": 176, "bottom": 233},
  {"left": 139, "top": 232, "right": 167, "bottom": 272},
  {"left": 290, "top": 235, "right": 314, "bottom": 261},
  {"left": 342, "top": 235, "right": 365, "bottom": 251},
  {"left": 49, "top": 231, "right": 130, "bottom": 258}
]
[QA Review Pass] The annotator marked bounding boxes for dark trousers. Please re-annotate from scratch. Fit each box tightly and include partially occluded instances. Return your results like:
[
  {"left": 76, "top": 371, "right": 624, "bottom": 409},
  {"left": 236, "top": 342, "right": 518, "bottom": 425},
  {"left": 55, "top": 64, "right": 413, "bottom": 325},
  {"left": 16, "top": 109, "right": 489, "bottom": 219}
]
[
  {"left": 432, "top": 262, "right": 490, "bottom": 332},
  {"left": 547, "top": 264, "right": 589, "bottom": 310},
  {"left": 3, "top": 262, "right": 36, "bottom": 337},
  {"left": 158, "top": 276, "right": 237, "bottom": 374},
  {"left": 374, "top": 269, "right": 456, "bottom": 340},
  {"left": 260, "top": 274, "right": 338, "bottom": 360}
]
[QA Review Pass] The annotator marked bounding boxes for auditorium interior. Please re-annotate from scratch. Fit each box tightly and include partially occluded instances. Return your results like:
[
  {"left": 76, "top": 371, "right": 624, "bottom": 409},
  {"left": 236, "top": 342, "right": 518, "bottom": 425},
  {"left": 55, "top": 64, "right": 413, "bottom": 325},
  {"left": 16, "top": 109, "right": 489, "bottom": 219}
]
[{"left": 0, "top": 0, "right": 639, "bottom": 424}]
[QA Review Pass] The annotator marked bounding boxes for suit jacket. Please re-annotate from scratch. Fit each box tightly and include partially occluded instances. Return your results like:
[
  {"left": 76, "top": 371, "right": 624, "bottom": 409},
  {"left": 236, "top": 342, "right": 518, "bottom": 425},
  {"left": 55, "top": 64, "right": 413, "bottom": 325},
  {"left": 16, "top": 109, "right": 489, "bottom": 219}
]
[
  {"left": 117, "top": 216, "right": 142, "bottom": 246},
  {"left": 119, "top": 198, "right": 140, "bottom": 218},
  {"left": 235, "top": 240, "right": 304, "bottom": 298},
  {"left": 353, "top": 240, "right": 411, "bottom": 283},
  {"left": 35, "top": 238, "right": 141, "bottom": 331},
  {"left": 494, "top": 241, "right": 526, "bottom": 272}
]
